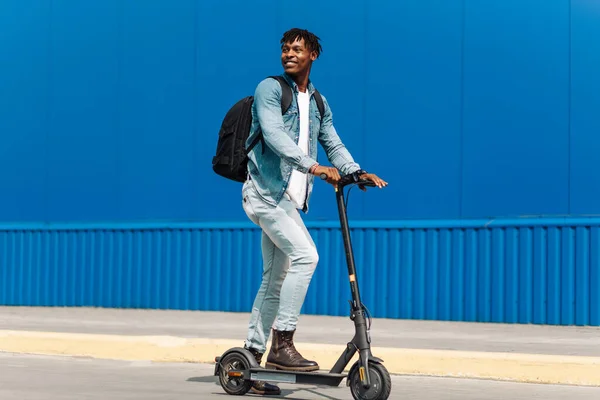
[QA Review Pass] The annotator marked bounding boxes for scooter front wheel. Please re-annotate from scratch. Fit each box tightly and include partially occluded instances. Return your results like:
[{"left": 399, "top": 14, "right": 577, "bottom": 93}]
[
  {"left": 348, "top": 361, "right": 391, "bottom": 400},
  {"left": 217, "top": 351, "right": 253, "bottom": 395}
]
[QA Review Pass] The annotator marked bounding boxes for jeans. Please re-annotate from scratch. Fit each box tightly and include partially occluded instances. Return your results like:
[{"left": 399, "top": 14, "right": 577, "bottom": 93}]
[{"left": 241, "top": 179, "right": 319, "bottom": 353}]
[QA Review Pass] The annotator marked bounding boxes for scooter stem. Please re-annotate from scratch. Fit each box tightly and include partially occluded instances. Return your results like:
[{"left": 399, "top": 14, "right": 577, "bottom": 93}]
[
  {"left": 333, "top": 184, "right": 373, "bottom": 389},
  {"left": 335, "top": 186, "right": 363, "bottom": 311}
]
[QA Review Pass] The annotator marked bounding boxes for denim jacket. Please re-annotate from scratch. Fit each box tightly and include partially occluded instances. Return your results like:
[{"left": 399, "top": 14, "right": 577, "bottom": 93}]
[{"left": 245, "top": 73, "right": 361, "bottom": 213}]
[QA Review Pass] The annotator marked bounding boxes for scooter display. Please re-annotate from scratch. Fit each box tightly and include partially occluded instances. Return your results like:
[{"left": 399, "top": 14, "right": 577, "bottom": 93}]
[{"left": 214, "top": 171, "right": 391, "bottom": 400}]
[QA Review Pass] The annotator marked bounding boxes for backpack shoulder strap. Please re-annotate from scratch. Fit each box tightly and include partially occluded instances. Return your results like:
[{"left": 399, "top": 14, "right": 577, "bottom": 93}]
[
  {"left": 313, "top": 90, "right": 325, "bottom": 119},
  {"left": 268, "top": 75, "right": 293, "bottom": 114}
]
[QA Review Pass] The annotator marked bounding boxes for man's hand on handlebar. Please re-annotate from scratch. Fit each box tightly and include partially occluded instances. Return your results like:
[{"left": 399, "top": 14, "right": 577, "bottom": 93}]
[
  {"left": 311, "top": 165, "right": 341, "bottom": 186},
  {"left": 310, "top": 164, "right": 388, "bottom": 191},
  {"left": 358, "top": 172, "right": 388, "bottom": 191}
]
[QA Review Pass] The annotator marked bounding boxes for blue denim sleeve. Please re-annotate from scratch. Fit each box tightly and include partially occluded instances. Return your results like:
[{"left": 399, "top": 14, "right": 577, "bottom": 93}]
[
  {"left": 318, "top": 94, "right": 361, "bottom": 176},
  {"left": 254, "top": 78, "right": 317, "bottom": 174}
]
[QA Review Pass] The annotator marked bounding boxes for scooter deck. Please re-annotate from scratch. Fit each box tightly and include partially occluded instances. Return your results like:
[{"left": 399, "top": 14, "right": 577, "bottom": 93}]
[{"left": 248, "top": 367, "right": 346, "bottom": 387}]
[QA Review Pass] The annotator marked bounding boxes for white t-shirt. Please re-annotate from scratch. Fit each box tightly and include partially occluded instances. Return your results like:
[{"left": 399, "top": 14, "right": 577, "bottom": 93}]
[{"left": 286, "top": 91, "right": 310, "bottom": 209}]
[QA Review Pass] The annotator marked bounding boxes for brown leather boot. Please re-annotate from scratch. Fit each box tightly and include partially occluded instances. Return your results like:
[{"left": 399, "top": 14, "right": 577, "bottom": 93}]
[
  {"left": 245, "top": 347, "right": 281, "bottom": 396},
  {"left": 265, "top": 329, "right": 319, "bottom": 372}
]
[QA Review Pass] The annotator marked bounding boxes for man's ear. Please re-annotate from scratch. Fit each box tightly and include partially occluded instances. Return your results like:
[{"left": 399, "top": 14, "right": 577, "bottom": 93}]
[{"left": 310, "top": 51, "right": 318, "bottom": 61}]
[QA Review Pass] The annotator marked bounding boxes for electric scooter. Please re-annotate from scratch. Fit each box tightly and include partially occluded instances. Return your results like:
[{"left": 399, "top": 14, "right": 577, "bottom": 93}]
[{"left": 214, "top": 171, "right": 391, "bottom": 400}]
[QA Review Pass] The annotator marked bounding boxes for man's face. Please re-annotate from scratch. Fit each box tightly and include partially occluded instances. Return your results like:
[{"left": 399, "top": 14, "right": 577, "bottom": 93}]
[{"left": 281, "top": 38, "right": 317, "bottom": 76}]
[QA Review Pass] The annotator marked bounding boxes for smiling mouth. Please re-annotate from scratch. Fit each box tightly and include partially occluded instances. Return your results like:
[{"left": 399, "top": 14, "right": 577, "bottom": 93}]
[{"left": 284, "top": 60, "right": 297, "bottom": 67}]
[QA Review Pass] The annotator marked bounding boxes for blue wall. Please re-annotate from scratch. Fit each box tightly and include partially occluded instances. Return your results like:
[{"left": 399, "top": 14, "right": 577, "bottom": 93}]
[
  {"left": 1, "top": 219, "right": 599, "bottom": 326},
  {"left": 1, "top": 0, "right": 599, "bottom": 223},
  {"left": 1, "top": 0, "right": 600, "bottom": 325}
]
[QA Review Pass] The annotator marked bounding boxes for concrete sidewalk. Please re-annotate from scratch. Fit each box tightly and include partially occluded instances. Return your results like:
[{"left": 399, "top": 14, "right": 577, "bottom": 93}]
[{"left": 1, "top": 307, "right": 599, "bottom": 386}]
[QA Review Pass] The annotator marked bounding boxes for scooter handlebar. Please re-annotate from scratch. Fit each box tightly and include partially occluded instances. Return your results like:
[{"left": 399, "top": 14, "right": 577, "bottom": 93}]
[{"left": 319, "top": 171, "right": 377, "bottom": 189}]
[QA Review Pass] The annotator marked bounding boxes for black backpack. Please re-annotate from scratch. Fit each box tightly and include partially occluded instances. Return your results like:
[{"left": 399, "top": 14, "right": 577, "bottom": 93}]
[{"left": 212, "top": 75, "right": 325, "bottom": 182}]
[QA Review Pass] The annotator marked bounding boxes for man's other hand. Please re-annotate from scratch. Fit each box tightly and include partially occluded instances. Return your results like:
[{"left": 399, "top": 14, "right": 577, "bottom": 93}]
[{"left": 358, "top": 173, "right": 388, "bottom": 191}]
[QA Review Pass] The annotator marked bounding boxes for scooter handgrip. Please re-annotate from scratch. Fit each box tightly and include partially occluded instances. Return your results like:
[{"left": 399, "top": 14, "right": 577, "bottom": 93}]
[{"left": 358, "top": 180, "right": 377, "bottom": 187}]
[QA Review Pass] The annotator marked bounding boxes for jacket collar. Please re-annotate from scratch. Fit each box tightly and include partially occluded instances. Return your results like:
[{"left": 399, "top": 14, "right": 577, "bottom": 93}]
[{"left": 282, "top": 72, "right": 316, "bottom": 95}]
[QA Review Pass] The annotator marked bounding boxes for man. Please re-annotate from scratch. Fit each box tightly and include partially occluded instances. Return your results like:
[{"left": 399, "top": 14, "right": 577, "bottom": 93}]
[{"left": 241, "top": 28, "right": 387, "bottom": 395}]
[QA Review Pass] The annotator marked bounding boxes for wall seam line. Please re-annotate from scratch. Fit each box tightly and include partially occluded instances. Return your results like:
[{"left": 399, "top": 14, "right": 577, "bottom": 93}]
[{"left": 459, "top": 0, "right": 466, "bottom": 219}]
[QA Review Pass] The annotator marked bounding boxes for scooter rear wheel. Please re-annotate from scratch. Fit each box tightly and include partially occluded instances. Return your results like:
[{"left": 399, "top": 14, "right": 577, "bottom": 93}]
[
  {"left": 348, "top": 361, "right": 391, "bottom": 400},
  {"left": 217, "top": 351, "right": 252, "bottom": 395}
]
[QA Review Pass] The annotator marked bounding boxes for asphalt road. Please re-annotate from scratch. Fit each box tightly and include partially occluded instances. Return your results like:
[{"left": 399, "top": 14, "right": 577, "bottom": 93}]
[{"left": 1, "top": 352, "right": 599, "bottom": 400}]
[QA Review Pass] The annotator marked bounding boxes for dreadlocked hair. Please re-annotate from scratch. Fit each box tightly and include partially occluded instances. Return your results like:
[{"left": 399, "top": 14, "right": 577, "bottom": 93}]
[{"left": 280, "top": 28, "right": 323, "bottom": 58}]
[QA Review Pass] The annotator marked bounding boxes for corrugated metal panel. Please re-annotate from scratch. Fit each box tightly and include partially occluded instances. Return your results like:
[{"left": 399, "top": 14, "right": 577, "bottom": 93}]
[
  {"left": 324, "top": 218, "right": 589, "bottom": 326},
  {"left": 0, "top": 219, "right": 598, "bottom": 326}
]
